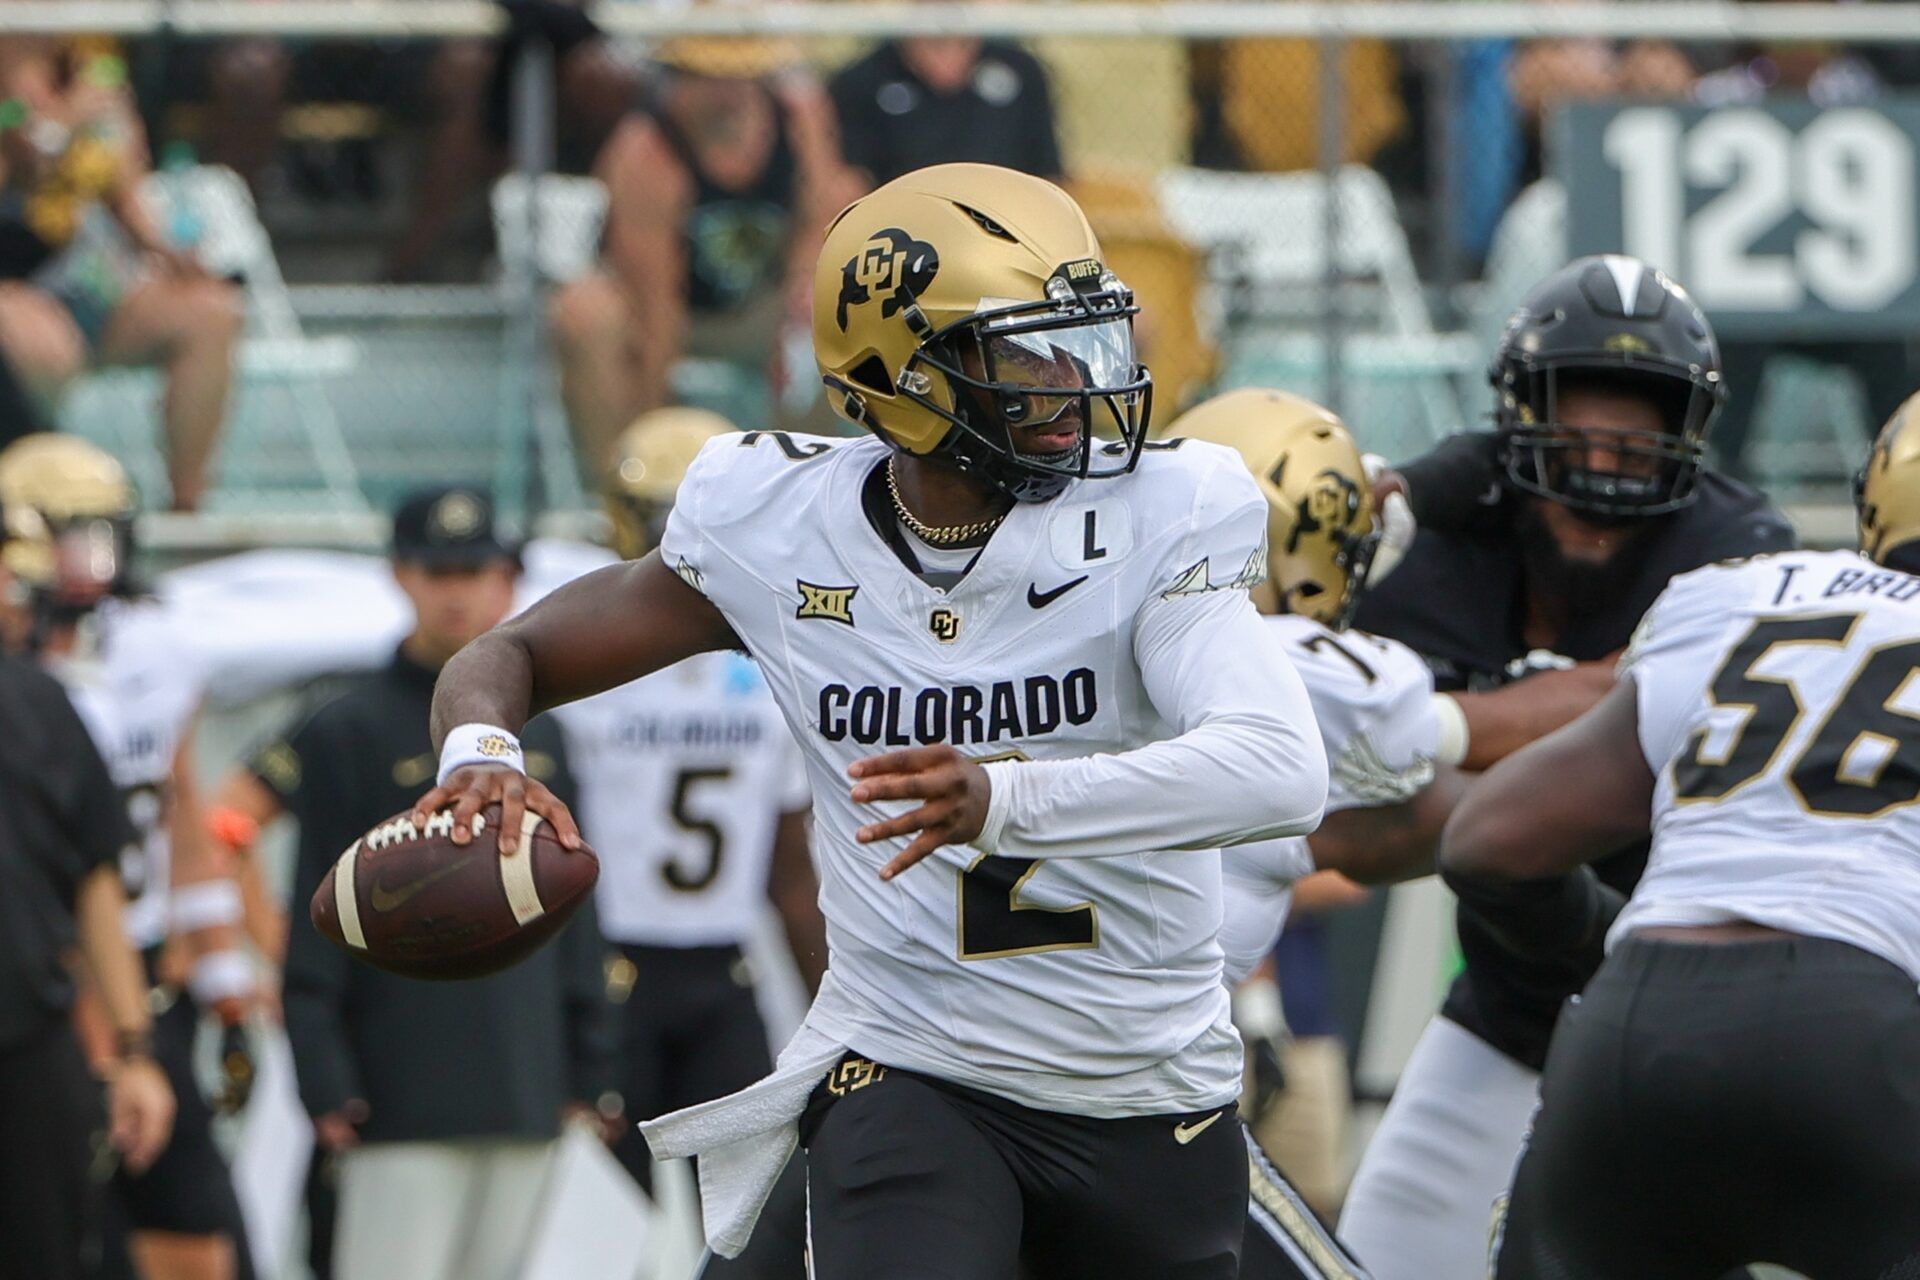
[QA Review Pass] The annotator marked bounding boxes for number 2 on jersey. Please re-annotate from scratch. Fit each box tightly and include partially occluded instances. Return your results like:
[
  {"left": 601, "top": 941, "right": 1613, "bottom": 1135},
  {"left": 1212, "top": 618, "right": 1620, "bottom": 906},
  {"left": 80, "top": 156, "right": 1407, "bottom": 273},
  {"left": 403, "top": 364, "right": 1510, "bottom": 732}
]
[
  {"left": 955, "top": 749, "right": 1099, "bottom": 960},
  {"left": 1672, "top": 613, "right": 1920, "bottom": 817}
]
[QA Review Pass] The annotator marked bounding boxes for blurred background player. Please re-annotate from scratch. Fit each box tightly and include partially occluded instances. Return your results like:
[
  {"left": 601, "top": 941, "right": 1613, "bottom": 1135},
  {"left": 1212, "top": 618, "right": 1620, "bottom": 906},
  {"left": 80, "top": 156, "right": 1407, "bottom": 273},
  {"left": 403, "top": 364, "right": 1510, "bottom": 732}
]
[
  {"left": 1341, "top": 255, "right": 1798, "bottom": 1279},
  {"left": 0, "top": 432, "right": 256, "bottom": 1280},
  {"left": 213, "top": 486, "right": 619, "bottom": 1280},
  {"left": 1441, "top": 393, "right": 1920, "bottom": 1278},
  {"left": 548, "top": 36, "right": 853, "bottom": 483},
  {"left": 0, "top": 489, "right": 174, "bottom": 1280},
  {"left": 566, "top": 407, "right": 821, "bottom": 1279}
]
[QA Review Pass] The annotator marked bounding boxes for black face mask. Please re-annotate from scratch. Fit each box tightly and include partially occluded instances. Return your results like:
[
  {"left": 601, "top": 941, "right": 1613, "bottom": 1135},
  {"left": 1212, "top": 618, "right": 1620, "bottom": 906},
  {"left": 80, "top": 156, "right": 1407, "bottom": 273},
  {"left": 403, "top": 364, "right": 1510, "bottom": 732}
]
[{"left": 1514, "top": 500, "right": 1654, "bottom": 629}]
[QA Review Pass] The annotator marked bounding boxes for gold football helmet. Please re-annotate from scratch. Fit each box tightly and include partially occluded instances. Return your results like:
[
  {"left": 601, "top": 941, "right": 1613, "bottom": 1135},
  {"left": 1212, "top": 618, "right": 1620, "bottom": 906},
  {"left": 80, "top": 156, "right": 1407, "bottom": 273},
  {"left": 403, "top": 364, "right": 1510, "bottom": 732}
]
[
  {"left": 0, "top": 433, "right": 136, "bottom": 603},
  {"left": 813, "top": 162, "right": 1153, "bottom": 503},
  {"left": 1858, "top": 390, "right": 1920, "bottom": 568},
  {"left": 605, "top": 407, "right": 735, "bottom": 560},
  {"left": 1167, "top": 388, "right": 1377, "bottom": 627}
]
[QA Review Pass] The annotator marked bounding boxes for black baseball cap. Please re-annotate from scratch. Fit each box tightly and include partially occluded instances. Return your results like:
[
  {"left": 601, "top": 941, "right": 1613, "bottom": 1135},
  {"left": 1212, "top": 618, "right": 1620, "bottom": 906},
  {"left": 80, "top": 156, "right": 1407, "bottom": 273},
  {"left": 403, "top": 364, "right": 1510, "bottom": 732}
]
[{"left": 390, "top": 486, "right": 519, "bottom": 569}]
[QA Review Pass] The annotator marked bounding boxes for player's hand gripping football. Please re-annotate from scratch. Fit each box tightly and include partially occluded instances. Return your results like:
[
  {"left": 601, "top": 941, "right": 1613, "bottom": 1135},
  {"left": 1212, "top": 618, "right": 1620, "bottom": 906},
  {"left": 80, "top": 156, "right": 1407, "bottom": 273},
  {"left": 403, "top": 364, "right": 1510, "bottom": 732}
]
[
  {"left": 411, "top": 764, "right": 585, "bottom": 857},
  {"left": 850, "top": 745, "right": 992, "bottom": 880}
]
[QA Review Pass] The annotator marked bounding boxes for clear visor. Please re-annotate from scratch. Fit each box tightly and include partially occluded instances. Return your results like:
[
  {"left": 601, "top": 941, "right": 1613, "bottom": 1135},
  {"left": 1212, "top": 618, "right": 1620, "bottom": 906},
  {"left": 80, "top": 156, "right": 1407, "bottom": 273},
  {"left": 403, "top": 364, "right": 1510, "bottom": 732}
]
[{"left": 982, "top": 317, "right": 1141, "bottom": 441}]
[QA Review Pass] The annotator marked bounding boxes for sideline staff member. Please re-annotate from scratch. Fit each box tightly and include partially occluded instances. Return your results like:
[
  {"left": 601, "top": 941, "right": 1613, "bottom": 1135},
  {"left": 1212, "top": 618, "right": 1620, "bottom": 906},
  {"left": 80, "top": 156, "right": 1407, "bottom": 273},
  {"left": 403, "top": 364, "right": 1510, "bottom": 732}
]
[
  {"left": 0, "top": 500, "right": 174, "bottom": 1280},
  {"left": 230, "top": 487, "right": 618, "bottom": 1280}
]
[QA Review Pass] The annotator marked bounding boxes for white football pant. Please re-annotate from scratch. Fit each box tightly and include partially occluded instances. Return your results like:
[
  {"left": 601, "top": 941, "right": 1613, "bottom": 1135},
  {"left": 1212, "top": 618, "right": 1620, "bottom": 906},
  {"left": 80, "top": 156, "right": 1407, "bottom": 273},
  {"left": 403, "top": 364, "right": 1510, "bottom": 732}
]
[{"left": 1338, "top": 1017, "right": 1540, "bottom": 1280}]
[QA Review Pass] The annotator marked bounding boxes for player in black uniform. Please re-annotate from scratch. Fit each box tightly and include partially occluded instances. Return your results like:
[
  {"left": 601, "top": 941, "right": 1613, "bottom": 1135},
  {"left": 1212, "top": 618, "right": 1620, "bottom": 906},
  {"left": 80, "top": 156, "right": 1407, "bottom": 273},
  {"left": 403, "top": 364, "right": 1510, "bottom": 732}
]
[{"left": 1336, "top": 255, "right": 1797, "bottom": 1280}]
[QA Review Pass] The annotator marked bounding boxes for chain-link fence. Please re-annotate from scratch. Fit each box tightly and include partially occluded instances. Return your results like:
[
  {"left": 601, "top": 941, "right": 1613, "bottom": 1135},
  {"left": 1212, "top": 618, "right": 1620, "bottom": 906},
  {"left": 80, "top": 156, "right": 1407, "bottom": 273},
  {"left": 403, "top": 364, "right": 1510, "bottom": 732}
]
[{"left": 8, "top": 2, "right": 1920, "bottom": 545}]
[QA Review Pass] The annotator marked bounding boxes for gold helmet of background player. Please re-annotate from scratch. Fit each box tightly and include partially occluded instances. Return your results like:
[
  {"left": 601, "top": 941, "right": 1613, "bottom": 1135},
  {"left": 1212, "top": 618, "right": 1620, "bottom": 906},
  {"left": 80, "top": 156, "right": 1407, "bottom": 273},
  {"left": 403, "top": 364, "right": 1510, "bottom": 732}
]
[
  {"left": 1857, "top": 390, "right": 1920, "bottom": 570},
  {"left": 1166, "top": 388, "right": 1378, "bottom": 628},
  {"left": 0, "top": 432, "right": 136, "bottom": 602},
  {"left": 606, "top": 407, "right": 736, "bottom": 560},
  {"left": 813, "top": 162, "right": 1153, "bottom": 504}
]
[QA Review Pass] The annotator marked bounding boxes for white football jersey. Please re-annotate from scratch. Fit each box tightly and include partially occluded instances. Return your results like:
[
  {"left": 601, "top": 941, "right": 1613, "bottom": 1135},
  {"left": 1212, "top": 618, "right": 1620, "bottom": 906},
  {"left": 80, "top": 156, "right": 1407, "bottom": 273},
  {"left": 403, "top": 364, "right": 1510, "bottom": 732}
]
[
  {"left": 52, "top": 601, "right": 207, "bottom": 949},
  {"left": 1614, "top": 549, "right": 1920, "bottom": 982},
  {"left": 559, "top": 651, "right": 810, "bottom": 948},
  {"left": 1220, "top": 615, "right": 1439, "bottom": 984},
  {"left": 661, "top": 431, "right": 1307, "bottom": 1116}
]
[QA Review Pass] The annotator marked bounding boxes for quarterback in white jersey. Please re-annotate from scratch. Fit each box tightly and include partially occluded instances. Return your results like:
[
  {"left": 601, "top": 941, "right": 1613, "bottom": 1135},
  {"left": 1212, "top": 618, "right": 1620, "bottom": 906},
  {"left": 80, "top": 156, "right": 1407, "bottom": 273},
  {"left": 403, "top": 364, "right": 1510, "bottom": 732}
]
[
  {"left": 416, "top": 164, "right": 1326, "bottom": 1278},
  {"left": 0, "top": 435, "right": 257, "bottom": 1278},
  {"left": 1440, "top": 395, "right": 1920, "bottom": 1279}
]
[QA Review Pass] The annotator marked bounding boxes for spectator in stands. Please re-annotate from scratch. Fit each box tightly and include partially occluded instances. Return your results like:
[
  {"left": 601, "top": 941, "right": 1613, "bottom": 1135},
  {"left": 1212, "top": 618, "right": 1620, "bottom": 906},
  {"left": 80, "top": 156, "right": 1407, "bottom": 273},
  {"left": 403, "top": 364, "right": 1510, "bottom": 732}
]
[
  {"left": 0, "top": 38, "right": 240, "bottom": 510},
  {"left": 828, "top": 34, "right": 1062, "bottom": 188},
  {"left": 1507, "top": 19, "right": 1697, "bottom": 185},
  {"left": 190, "top": 34, "right": 497, "bottom": 282},
  {"left": 241, "top": 487, "right": 620, "bottom": 1280},
  {"left": 549, "top": 37, "right": 850, "bottom": 483}
]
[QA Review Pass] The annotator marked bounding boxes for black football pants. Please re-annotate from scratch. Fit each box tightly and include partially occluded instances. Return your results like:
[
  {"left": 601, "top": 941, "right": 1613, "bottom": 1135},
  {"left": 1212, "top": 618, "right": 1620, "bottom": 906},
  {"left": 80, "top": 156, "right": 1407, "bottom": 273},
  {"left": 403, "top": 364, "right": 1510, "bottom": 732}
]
[
  {"left": 1242, "top": 1124, "right": 1373, "bottom": 1279},
  {"left": 1495, "top": 934, "right": 1920, "bottom": 1280},
  {"left": 0, "top": 1020, "right": 105, "bottom": 1280},
  {"left": 613, "top": 942, "right": 802, "bottom": 1280},
  {"left": 800, "top": 1055, "right": 1247, "bottom": 1280}
]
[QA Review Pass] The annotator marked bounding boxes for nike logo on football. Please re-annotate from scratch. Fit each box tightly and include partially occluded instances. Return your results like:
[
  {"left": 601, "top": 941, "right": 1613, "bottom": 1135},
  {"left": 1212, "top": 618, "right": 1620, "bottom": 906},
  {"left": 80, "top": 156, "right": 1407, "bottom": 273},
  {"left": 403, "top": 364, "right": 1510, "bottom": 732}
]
[
  {"left": 1027, "top": 576, "right": 1088, "bottom": 609},
  {"left": 368, "top": 859, "right": 466, "bottom": 913},
  {"left": 1173, "top": 1112, "right": 1224, "bottom": 1145}
]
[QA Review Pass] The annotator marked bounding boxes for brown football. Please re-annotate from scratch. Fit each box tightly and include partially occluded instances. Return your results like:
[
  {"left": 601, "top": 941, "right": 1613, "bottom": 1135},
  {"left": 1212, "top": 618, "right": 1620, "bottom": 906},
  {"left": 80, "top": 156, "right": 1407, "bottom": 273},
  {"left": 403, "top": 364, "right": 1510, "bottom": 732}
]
[{"left": 310, "top": 804, "right": 598, "bottom": 980}]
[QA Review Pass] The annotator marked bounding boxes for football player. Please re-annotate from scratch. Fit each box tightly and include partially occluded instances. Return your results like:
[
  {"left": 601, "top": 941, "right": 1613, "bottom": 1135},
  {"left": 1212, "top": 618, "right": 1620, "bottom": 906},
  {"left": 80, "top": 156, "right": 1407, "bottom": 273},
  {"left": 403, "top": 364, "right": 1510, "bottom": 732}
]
[
  {"left": 568, "top": 407, "right": 821, "bottom": 1280},
  {"left": 415, "top": 163, "right": 1330, "bottom": 1277},
  {"left": 0, "top": 435, "right": 257, "bottom": 1280},
  {"left": 1439, "top": 393, "right": 1920, "bottom": 1278},
  {"left": 1341, "top": 256, "right": 1797, "bottom": 1279}
]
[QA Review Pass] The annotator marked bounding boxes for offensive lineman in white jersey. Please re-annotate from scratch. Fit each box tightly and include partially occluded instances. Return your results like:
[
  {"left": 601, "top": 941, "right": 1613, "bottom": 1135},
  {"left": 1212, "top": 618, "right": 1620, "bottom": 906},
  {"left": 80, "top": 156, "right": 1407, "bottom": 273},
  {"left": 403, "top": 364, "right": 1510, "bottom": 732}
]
[
  {"left": 414, "top": 163, "right": 1328, "bottom": 1276},
  {"left": 1173, "top": 388, "right": 1463, "bottom": 1280},
  {"left": 0, "top": 436, "right": 258, "bottom": 1280},
  {"left": 1441, "top": 393, "right": 1920, "bottom": 1277}
]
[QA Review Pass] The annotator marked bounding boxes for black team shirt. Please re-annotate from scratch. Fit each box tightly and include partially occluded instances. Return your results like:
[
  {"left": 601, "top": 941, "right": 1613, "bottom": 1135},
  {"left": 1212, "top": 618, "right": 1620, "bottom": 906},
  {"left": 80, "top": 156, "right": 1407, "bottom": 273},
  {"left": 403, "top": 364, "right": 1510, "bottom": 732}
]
[{"left": 0, "top": 655, "right": 135, "bottom": 1049}]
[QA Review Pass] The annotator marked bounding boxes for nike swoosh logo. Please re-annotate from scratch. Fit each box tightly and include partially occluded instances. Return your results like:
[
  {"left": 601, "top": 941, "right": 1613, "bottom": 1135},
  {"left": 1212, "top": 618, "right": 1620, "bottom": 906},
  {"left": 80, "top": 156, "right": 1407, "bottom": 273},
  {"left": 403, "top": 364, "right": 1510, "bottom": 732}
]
[
  {"left": 1027, "top": 576, "right": 1088, "bottom": 609},
  {"left": 368, "top": 858, "right": 467, "bottom": 913},
  {"left": 1173, "top": 1111, "right": 1224, "bottom": 1145}
]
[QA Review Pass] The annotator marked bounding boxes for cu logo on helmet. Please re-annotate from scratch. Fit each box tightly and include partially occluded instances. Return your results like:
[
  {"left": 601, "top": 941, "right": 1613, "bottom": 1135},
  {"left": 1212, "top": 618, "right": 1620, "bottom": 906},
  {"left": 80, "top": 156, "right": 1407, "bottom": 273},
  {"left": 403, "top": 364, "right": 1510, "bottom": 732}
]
[
  {"left": 836, "top": 228, "right": 939, "bottom": 331},
  {"left": 1287, "top": 470, "right": 1363, "bottom": 552}
]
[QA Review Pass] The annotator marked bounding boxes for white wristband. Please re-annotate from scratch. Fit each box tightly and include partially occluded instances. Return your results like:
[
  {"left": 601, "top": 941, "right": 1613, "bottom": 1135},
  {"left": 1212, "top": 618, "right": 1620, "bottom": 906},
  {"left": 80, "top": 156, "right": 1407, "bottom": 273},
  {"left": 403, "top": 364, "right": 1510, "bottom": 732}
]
[
  {"left": 1432, "top": 693, "right": 1471, "bottom": 768},
  {"left": 188, "top": 950, "right": 256, "bottom": 1005},
  {"left": 171, "top": 880, "right": 243, "bottom": 932},
  {"left": 968, "top": 759, "right": 1016, "bottom": 856},
  {"left": 437, "top": 723, "right": 526, "bottom": 785}
]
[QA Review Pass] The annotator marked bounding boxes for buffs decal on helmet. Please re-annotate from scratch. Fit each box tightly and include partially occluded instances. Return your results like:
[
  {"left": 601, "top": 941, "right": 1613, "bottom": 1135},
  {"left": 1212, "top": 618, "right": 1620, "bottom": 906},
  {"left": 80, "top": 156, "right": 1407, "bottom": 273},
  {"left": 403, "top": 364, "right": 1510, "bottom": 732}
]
[{"left": 836, "top": 228, "right": 939, "bottom": 333}]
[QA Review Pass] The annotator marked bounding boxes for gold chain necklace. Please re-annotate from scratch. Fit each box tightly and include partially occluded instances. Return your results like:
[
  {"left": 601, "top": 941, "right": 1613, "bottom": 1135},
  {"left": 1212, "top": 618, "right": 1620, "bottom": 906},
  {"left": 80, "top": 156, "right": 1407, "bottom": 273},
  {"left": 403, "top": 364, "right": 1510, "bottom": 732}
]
[{"left": 886, "top": 458, "right": 1007, "bottom": 547}]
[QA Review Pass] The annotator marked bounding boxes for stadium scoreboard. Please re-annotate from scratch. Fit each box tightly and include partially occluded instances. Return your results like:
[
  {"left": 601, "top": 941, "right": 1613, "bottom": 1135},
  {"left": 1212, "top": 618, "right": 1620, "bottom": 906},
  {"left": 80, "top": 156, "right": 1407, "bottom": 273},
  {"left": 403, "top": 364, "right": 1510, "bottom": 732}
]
[{"left": 1558, "top": 97, "right": 1920, "bottom": 338}]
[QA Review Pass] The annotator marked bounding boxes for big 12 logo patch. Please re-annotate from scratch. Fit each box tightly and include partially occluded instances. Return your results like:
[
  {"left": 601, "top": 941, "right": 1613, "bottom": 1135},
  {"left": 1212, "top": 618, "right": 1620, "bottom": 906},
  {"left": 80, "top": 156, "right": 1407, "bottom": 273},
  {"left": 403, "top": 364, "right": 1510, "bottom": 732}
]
[{"left": 837, "top": 228, "right": 939, "bottom": 332}]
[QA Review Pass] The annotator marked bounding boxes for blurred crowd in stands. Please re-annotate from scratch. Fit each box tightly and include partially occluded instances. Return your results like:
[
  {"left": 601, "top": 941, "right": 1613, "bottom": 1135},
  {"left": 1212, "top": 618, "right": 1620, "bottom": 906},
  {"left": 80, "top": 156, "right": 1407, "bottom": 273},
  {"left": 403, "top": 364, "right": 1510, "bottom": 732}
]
[{"left": 0, "top": 1, "right": 1915, "bottom": 505}]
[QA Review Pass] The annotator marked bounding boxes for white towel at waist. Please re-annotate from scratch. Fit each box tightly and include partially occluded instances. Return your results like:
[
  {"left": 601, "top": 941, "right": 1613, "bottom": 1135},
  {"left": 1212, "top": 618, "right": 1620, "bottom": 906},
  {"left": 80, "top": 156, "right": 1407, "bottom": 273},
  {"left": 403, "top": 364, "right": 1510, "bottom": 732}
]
[{"left": 639, "top": 990, "right": 850, "bottom": 1258}]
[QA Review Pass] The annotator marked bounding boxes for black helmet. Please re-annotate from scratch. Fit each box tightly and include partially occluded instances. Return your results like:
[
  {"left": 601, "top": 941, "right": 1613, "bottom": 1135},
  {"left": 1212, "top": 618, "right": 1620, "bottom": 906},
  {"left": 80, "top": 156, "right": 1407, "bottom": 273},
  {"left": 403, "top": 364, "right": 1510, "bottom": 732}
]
[{"left": 1490, "top": 255, "right": 1725, "bottom": 518}]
